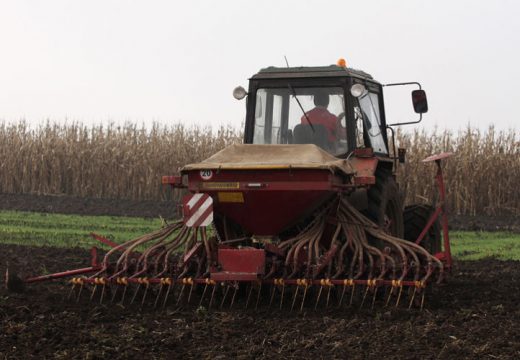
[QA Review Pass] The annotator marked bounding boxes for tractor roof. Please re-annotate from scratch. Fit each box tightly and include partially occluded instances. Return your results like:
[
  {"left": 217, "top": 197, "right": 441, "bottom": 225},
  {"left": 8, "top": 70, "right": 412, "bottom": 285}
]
[{"left": 251, "top": 65, "right": 374, "bottom": 81}]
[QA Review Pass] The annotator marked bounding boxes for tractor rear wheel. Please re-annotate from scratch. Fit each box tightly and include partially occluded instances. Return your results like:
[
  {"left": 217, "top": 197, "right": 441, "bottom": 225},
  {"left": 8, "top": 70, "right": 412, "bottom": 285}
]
[
  {"left": 367, "top": 172, "right": 404, "bottom": 238},
  {"left": 403, "top": 204, "right": 442, "bottom": 254}
]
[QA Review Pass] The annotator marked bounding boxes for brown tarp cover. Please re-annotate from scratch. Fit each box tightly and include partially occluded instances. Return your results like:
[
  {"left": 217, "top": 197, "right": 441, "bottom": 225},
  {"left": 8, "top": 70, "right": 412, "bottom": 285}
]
[{"left": 182, "top": 144, "right": 355, "bottom": 175}]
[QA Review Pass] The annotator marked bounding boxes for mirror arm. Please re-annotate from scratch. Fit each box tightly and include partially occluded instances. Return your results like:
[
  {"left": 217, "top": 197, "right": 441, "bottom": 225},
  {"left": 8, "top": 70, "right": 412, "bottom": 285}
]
[
  {"left": 387, "top": 113, "right": 422, "bottom": 127},
  {"left": 383, "top": 81, "right": 424, "bottom": 126},
  {"left": 383, "top": 81, "right": 422, "bottom": 89}
]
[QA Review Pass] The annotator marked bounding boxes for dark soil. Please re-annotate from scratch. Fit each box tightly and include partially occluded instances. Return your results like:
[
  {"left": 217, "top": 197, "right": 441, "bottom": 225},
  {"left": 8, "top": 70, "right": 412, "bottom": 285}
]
[
  {"left": 1, "top": 192, "right": 519, "bottom": 232},
  {"left": 1, "top": 244, "right": 520, "bottom": 359},
  {"left": 449, "top": 214, "right": 520, "bottom": 233},
  {"left": 0, "top": 193, "right": 177, "bottom": 219}
]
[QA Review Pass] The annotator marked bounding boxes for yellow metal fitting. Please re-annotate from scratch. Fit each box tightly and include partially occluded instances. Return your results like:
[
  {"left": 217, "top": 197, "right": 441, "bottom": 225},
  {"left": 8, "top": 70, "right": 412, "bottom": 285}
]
[
  {"left": 414, "top": 280, "right": 425, "bottom": 288},
  {"left": 296, "top": 279, "right": 308, "bottom": 287},
  {"left": 161, "top": 277, "right": 172, "bottom": 286},
  {"left": 343, "top": 279, "right": 354, "bottom": 286},
  {"left": 391, "top": 280, "right": 403, "bottom": 288},
  {"left": 181, "top": 278, "right": 192, "bottom": 285},
  {"left": 274, "top": 278, "right": 284, "bottom": 286}
]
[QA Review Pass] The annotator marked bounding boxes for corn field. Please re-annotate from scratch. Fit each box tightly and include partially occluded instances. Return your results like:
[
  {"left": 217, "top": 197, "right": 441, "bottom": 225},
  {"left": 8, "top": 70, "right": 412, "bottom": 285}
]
[
  {"left": 396, "top": 126, "right": 520, "bottom": 216},
  {"left": 0, "top": 122, "right": 242, "bottom": 201},
  {"left": 0, "top": 121, "right": 518, "bottom": 216}
]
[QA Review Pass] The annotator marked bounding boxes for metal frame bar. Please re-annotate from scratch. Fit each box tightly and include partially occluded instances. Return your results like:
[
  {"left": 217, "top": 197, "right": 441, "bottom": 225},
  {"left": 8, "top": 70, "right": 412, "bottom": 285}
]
[{"left": 417, "top": 154, "right": 453, "bottom": 268}]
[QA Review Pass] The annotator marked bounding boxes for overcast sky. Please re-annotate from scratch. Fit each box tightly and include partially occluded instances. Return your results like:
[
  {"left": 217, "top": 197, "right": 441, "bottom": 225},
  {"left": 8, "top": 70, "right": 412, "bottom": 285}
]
[{"left": 0, "top": 0, "right": 518, "bottom": 131}]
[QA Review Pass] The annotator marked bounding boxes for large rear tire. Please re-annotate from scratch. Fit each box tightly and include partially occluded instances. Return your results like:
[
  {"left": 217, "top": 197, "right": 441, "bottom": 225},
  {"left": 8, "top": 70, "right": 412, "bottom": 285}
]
[
  {"left": 367, "top": 171, "right": 404, "bottom": 238},
  {"left": 403, "top": 204, "right": 442, "bottom": 254}
]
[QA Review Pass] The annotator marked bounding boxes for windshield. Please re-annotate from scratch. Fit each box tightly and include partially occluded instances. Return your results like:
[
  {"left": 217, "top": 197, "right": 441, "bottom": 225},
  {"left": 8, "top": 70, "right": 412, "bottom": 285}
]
[
  {"left": 357, "top": 91, "right": 388, "bottom": 154},
  {"left": 252, "top": 86, "right": 348, "bottom": 156}
]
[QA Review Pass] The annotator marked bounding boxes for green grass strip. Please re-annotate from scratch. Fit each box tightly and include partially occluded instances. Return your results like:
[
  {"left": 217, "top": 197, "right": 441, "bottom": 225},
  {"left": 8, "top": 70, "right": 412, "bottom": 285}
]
[
  {"left": 0, "top": 210, "right": 165, "bottom": 249},
  {"left": 0, "top": 210, "right": 519, "bottom": 261},
  {"left": 450, "top": 231, "right": 520, "bottom": 261}
]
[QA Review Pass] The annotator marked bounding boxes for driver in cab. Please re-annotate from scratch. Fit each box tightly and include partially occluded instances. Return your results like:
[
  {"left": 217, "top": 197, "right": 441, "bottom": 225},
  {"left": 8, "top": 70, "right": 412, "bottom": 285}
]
[{"left": 300, "top": 92, "right": 345, "bottom": 143}]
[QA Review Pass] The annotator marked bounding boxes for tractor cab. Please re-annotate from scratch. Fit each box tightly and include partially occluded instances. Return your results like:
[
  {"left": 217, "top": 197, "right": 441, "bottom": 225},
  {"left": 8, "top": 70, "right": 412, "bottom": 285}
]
[{"left": 235, "top": 61, "right": 428, "bottom": 160}]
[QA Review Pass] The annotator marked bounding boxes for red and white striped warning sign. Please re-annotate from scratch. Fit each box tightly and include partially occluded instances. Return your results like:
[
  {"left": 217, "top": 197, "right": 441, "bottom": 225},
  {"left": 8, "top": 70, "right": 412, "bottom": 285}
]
[{"left": 182, "top": 193, "right": 213, "bottom": 227}]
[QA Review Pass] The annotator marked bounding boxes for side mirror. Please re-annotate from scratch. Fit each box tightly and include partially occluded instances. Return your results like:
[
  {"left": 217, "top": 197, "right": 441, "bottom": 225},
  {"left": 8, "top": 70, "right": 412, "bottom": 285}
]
[{"left": 412, "top": 90, "right": 428, "bottom": 113}]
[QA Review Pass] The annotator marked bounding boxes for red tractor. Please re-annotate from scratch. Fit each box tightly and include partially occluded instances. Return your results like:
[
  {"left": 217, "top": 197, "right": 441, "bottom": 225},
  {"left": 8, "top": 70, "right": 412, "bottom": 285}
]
[{"left": 8, "top": 60, "right": 452, "bottom": 310}]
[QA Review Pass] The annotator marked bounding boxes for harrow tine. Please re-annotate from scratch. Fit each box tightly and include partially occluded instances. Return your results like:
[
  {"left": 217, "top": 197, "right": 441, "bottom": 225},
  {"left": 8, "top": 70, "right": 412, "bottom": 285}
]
[
  {"left": 111, "top": 286, "right": 119, "bottom": 304},
  {"left": 290, "top": 286, "right": 299, "bottom": 312},
  {"left": 371, "top": 286, "right": 378, "bottom": 309},
  {"left": 90, "top": 284, "right": 98, "bottom": 302},
  {"left": 420, "top": 289, "right": 426, "bottom": 311},
  {"left": 176, "top": 284, "right": 186, "bottom": 306},
  {"left": 130, "top": 284, "right": 141, "bottom": 305},
  {"left": 408, "top": 287, "right": 417, "bottom": 309},
  {"left": 254, "top": 283, "right": 262, "bottom": 310},
  {"left": 349, "top": 283, "right": 356, "bottom": 307},
  {"left": 141, "top": 284, "right": 150, "bottom": 306},
  {"left": 326, "top": 286, "right": 332, "bottom": 308},
  {"left": 120, "top": 285, "right": 128, "bottom": 305},
  {"left": 360, "top": 286, "right": 369, "bottom": 309},
  {"left": 300, "top": 285, "right": 308, "bottom": 312},
  {"left": 154, "top": 284, "right": 164, "bottom": 308},
  {"left": 245, "top": 284, "right": 253, "bottom": 309},
  {"left": 314, "top": 286, "right": 323, "bottom": 310},
  {"left": 162, "top": 283, "right": 173, "bottom": 309},
  {"left": 268, "top": 285, "right": 276, "bottom": 309},
  {"left": 385, "top": 287, "right": 394, "bottom": 307},
  {"left": 67, "top": 284, "right": 76, "bottom": 301},
  {"left": 395, "top": 285, "right": 403, "bottom": 308},
  {"left": 199, "top": 284, "right": 209, "bottom": 308},
  {"left": 209, "top": 284, "right": 217, "bottom": 309},
  {"left": 76, "top": 284, "right": 84, "bottom": 303},
  {"left": 280, "top": 284, "right": 285, "bottom": 310},
  {"left": 187, "top": 283, "right": 195, "bottom": 304},
  {"left": 100, "top": 284, "right": 106, "bottom": 304},
  {"left": 220, "top": 285, "right": 230, "bottom": 309},
  {"left": 338, "top": 285, "right": 347, "bottom": 308},
  {"left": 230, "top": 285, "right": 238, "bottom": 309}
]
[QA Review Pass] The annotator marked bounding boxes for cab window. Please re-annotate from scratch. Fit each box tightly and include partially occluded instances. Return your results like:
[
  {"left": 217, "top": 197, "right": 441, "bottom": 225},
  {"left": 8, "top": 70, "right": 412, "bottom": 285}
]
[
  {"left": 252, "top": 86, "right": 348, "bottom": 156},
  {"left": 358, "top": 92, "right": 388, "bottom": 154}
]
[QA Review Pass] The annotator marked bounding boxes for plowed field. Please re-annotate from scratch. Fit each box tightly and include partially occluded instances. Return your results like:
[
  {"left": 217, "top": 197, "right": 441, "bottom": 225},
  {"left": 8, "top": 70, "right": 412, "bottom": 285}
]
[{"left": 2, "top": 244, "right": 520, "bottom": 359}]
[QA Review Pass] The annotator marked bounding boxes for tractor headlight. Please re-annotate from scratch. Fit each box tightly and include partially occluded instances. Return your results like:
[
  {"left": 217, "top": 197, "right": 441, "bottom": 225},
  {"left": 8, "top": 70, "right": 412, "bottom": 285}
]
[
  {"left": 350, "top": 84, "right": 366, "bottom": 98},
  {"left": 233, "top": 86, "right": 248, "bottom": 100}
]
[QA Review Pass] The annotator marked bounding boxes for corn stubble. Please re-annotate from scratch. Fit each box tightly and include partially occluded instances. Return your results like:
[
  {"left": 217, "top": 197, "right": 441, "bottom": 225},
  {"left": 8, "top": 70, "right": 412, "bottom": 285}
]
[{"left": 0, "top": 121, "right": 518, "bottom": 216}]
